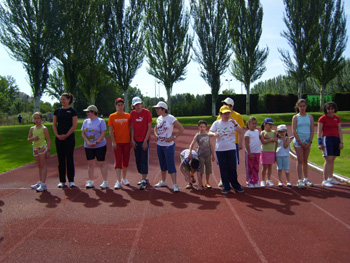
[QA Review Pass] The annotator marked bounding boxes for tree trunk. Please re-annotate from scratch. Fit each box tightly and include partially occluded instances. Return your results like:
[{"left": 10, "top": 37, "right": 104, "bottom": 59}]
[
  {"left": 211, "top": 97, "right": 216, "bottom": 117},
  {"left": 320, "top": 83, "right": 325, "bottom": 111},
  {"left": 166, "top": 87, "right": 172, "bottom": 114},
  {"left": 298, "top": 81, "right": 304, "bottom": 99},
  {"left": 245, "top": 83, "right": 250, "bottom": 115},
  {"left": 90, "top": 86, "right": 95, "bottom": 105},
  {"left": 33, "top": 96, "right": 40, "bottom": 113},
  {"left": 123, "top": 92, "right": 129, "bottom": 112}
]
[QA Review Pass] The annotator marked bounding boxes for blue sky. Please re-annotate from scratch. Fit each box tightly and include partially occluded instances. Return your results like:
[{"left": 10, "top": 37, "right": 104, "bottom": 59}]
[{"left": 0, "top": 0, "right": 349, "bottom": 104}]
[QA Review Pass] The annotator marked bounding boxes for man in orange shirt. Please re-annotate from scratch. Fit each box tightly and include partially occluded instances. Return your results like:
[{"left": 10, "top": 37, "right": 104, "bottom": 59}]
[{"left": 108, "top": 98, "right": 131, "bottom": 189}]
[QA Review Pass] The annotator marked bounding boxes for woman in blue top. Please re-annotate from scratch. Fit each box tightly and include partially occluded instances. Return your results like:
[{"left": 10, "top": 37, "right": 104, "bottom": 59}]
[{"left": 292, "top": 99, "right": 314, "bottom": 188}]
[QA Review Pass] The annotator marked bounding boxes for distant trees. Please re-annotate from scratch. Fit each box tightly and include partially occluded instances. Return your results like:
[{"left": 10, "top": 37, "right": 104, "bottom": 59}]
[{"left": 0, "top": 76, "right": 19, "bottom": 112}]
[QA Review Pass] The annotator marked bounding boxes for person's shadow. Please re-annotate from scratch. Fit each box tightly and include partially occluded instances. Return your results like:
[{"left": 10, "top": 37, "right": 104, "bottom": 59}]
[
  {"left": 0, "top": 200, "right": 4, "bottom": 244},
  {"left": 35, "top": 191, "right": 61, "bottom": 208},
  {"left": 93, "top": 188, "right": 130, "bottom": 207},
  {"left": 63, "top": 187, "right": 100, "bottom": 208}
]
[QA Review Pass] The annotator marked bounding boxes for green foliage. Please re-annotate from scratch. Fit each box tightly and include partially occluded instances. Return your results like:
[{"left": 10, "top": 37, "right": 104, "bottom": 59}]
[{"left": 0, "top": 75, "right": 19, "bottom": 112}]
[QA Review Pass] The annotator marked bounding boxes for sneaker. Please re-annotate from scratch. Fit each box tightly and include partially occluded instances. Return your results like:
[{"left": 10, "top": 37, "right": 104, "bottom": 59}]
[
  {"left": 247, "top": 183, "right": 255, "bottom": 188},
  {"left": 191, "top": 175, "right": 196, "bottom": 183},
  {"left": 266, "top": 180, "right": 274, "bottom": 186},
  {"left": 260, "top": 181, "right": 266, "bottom": 187},
  {"left": 121, "top": 178, "right": 130, "bottom": 186},
  {"left": 234, "top": 187, "right": 245, "bottom": 193},
  {"left": 218, "top": 180, "right": 223, "bottom": 187},
  {"left": 31, "top": 181, "right": 41, "bottom": 189},
  {"left": 303, "top": 178, "right": 314, "bottom": 187},
  {"left": 253, "top": 184, "right": 259, "bottom": 188},
  {"left": 297, "top": 179, "right": 305, "bottom": 189},
  {"left": 185, "top": 183, "right": 192, "bottom": 189},
  {"left": 86, "top": 180, "right": 94, "bottom": 189},
  {"left": 155, "top": 181, "right": 167, "bottom": 187},
  {"left": 114, "top": 181, "right": 122, "bottom": 189},
  {"left": 221, "top": 189, "right": 230, "bottom": 195},
  {"left": 57, "top": 182, "right": 65, "bottom": 188},
  {"left": 327, "top": 177, "right": 340, "bottom": 185},
  {"left": 139, "top": 180, "right": 147, "bottom": 190},
  {"left": 36, "top": 183, "right": 47, "bottom": 192},
  {"left": 278, "top": 181, "right": 283, "bottom": 187},
  {"left": 100, "top": 181, "right": 108, "bottom": 189},
  {"left": 137, "top": 178, "right": 149, "bottom": 185},
  {"left": 286, "top": 181, "right": 292, "bottom": 187},
  {"left": 69, "top": 182, "right": 76, "bottom": 188},
  {"left": 205, "top": 183, "right": 212, "bottom": 189},
  {"left": 322, "top": 180, "right": 334, "bottom": 187},
  {"left": 173, "top": 184, "right": 179, "bottom": 192}
]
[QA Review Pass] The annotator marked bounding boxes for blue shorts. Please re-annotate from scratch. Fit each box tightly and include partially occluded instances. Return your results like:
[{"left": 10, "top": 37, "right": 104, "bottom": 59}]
[
  {"left": 293, "top": 136, "right": 310, "bottom": 147},
  {"left": 276, "top": 156, "right": 290, "bottom": 172},
  {"left": 157, "top": 144, "right": 176, "bottom": 174},
  {"left": 322, "top": 136, "right": 340, "bottom": 157}
]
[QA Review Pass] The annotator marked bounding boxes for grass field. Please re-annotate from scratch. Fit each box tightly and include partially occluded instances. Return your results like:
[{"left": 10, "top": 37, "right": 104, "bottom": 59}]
[{"left": 0, "top": 111, "right": 349, "bottom": 174}]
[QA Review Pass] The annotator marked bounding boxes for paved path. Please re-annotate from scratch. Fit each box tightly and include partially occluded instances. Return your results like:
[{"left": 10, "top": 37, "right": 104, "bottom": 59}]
[{"left": 0, "top": 127, "right": 349, "bottom": 263}]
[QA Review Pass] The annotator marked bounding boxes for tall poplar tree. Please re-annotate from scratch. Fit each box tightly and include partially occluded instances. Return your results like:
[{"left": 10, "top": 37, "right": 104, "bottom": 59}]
[
  {"left": 144, "top": 0, "right": 192, "bottom": 112},
  {"left": 191, "top": 0, "right": 231, "bottom": 117},
  {"left": 225, "top": 0, "right": 268, "bottom": 115},
  {"left": 0, "top": 0, "right": 60, "bottom": 112}
]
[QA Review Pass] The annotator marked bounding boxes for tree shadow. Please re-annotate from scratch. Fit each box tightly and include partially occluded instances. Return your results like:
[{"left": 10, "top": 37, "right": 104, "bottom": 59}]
[
  {"left": 35, "top": 191, "right": 61, "bottom": 208},
  {"left": 92, "top": 188, "right": 131, "bottom": 207},
  {"left": 63, "top": 187, "right": 100, "bottom": 208}
]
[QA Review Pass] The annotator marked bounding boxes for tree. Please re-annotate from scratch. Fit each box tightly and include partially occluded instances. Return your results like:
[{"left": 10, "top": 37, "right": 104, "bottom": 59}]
[
  {"left": 104, "top": 0, "right": 145, "bottom": 112},
  {"left": 279, "top": 0, "right": 322, "bottom": 99},
  {"left": 0, "top": 75, "right": 19, "bottom": 112},
  {"left": 191, "top": 0, "right": 231, "bottom": 117},
  {"left": 0, "top": 0, "right": 60, "bottom": 112},
  {"left": 312, "top": 0, "right": 347, "bottom": 109},
  {"left": 46, "top": 63, "right": 65, "bottom": 101},
  {"left": 144, "top": 0, "right": 192, "bottom": 112},
  {"left": 226, "top": 0, "right": 268, "bottom": 115}
]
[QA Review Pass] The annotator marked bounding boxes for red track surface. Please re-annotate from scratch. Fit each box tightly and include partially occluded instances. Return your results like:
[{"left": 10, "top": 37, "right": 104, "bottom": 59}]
[{"left": 1, "top": 126, "right": 349, "bottom": 263}]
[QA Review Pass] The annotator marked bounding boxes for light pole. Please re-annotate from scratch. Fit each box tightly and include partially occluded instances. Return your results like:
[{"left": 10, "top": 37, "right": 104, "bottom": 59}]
[{"left": 225, "top": 79, "right": 232, "bottom": 91}]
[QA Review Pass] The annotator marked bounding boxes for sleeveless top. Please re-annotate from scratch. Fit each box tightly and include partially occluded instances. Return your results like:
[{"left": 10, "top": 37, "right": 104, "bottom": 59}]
[
  {"left": 196, "top": 133, "right": 211, "bottom": 157},
  {"left": 261, "top": 130, "right": 276, "bottom": 152},
  {"left": 296, "top": 114, "right": 311, "bottom": 142},
  {"left": 32, "top": 125, "right": 47, "bottom": 148}
]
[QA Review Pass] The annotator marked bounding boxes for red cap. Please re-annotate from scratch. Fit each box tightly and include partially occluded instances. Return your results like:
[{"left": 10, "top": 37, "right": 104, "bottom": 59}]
[{"left": 115, "top": 98, "right": 124, "bottom": 104}]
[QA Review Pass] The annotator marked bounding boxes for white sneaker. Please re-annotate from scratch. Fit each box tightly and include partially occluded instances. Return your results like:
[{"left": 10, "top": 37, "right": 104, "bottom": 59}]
[
  {"left": 303, "top": 178, "right": 314, "bottom": 187},
  {"left": 266, "top": 180, "right": 274, "bottom": 186},
  {"left": 286, "top": 181, "right": 292, "bottom": 187},
  {"left": 247, "top": 183, "right": 255, "bottom": 188},
  {"left": 114, "top": 181, "right": 122, "bottom": 189},
  {"left": 69, "top": 182, "right": 76, "bottom": 188},
  {"left": 278, "top": 181, "right": 283, "bottom": 187},
  {"left": 57, "top": 182, "right": 65, "bottom": 188},
  {"left": 36, "top": 183, "right": 47, "bottom": 192},
  {"left": 260, "top": 181, "right": 266, "bottom": 187},
  {"left": 253, "top": 184, "right": 259, "bottom": 188},
  {"left": 322, "top": 180, "right": 333, "bottom": 187},
  {"left": 155, "top": 181, "right": 167, "bottom": 187},
  {"left": 31, "top": 181, "right": 41, "bottom": 189},
  {"left": 121, "top": 178, "right": 130, "bottom": 186},
  {"left": 327, "top": 177, "right": 340, "bottom": 185},
  {"left": 218, "top": 180, "right": 223, "bottom": 187},
  {"left": 85, "top": 180, "right": 94, "bottom": 188},
  {"left": 100, "top": 181, "right": 108, "bottom": 189},
  {"left": 297, "top": 179, "right": 305, "bottom": 189},
  {"left": 173, "top": 184, "right": 179, "bottom": 192}
]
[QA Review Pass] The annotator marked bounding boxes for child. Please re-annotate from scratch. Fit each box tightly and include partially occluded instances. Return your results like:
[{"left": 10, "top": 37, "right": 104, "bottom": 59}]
[
  {"left": 179, "top": 149, "right": 202, "bottom": 190},
  {"left": 27, "top": 112, "right": 51, "bottom": 192},
  {"left": 244, "top": 117, "right": 261, "bottom": 188},
  {"left": 189, "top": 120, "right": 216, "bottom": 189},
  {"left": 276, "top": 124, "right": 292, "bottom": 187},
  {"left": 260, "top": 118, "right": 277, "bottom": 187}
]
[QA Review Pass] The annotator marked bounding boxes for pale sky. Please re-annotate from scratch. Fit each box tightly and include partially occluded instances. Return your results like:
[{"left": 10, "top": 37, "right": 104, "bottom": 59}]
[{"left": 0, "top": 0, "right": 349, "bottom": 104}]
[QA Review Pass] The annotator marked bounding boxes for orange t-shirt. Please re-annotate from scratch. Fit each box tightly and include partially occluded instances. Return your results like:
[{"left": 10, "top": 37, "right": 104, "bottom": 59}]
[{"left": 108, "top": 112, "right": 131, "bottom": 143}]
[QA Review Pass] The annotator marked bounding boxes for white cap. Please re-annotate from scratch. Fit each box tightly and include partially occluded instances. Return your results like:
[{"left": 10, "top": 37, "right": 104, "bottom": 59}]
[
  {"left": 277, "top": 124, "right": 287, "bottom": 132},
  {"left": 132, "top": 96, "right": 142, "bottom": 106},
  {"left": 152, "top": 101, "right": 168, "bottom": 110},
  {"left": 221, "top": 97, "right": 234, "bottom": 106}
]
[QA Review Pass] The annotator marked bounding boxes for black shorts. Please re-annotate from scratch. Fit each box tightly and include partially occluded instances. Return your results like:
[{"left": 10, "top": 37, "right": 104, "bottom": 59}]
[
  {"left": 322, "top": 136, "right": 340, "bottom": 157},
  {"left": 84, "top": 146, "right": 107, "bottom": 161}
]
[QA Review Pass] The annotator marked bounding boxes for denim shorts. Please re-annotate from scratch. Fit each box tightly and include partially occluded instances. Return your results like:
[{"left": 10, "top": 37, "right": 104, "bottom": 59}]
[{"left": 276, "top": 156, "right": 290, "bottom": 171}]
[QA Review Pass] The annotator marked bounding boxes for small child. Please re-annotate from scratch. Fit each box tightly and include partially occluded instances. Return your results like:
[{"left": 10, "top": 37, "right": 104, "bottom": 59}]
[
  {"left": 189, "top": 120, "right": 216, "bottom": 189},
  {"left": 260, "top": 118, "right": 277, "bottom": 187},
  {"left": 27, "top": 112, "right": 51, "bottom": 192},
  {"left": 179, "top": 149, "right": 202, "bottom": 190},
  {"left": 244, "top": 117, "right": 261, "bottom": 188},
  {"left": 276, "top": 124, "right": 293, "bottom": 187}
]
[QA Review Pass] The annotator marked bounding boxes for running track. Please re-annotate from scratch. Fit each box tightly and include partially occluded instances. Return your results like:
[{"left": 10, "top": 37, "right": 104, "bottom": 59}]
[{"left": 0, "top": 126, "right": 349, "bottom": 263}]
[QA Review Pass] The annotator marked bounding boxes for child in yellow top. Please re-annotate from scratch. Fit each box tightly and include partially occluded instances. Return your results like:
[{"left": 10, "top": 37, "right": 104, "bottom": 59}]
[{"left": 27, "top": 112, "right": 51, "bottom": 192}]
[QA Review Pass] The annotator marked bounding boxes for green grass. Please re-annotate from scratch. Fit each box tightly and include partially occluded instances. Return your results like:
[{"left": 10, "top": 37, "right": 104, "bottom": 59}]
[{"left": 0, "top": 111, "right": 349, "bottom": 173}]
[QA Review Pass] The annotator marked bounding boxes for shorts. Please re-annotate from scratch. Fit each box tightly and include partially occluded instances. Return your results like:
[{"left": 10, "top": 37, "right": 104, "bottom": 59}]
[
  {"left": 322, "top": 136, "right": 340, "bottom": 157},
  {"left": 199, "top": 155, "right": 212, "bottom": 175},
  {"left": 276, "top": 156, "right": 290, "bottom": 171},
  {"left": 260, "top": 151, "right": 275, "bottom": 165},
  {"left": 113, "top": 143, "right": 131, "bottom": 169},
  {"left": 293, "top": 136, "right": 310, "bottom": 147},
  {"left": 85, "top": 146, "right": 107, "bottom": 161},
  {"left": 157, "top": 144, "right": 176, "bottom": 174},
  {"left": 33, "top": 145, "right": 47, "bottom": 157}
]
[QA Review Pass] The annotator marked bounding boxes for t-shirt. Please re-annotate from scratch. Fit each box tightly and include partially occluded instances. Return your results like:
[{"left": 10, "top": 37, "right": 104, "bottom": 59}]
[
  {"left": 276, "top": 138, "right": 290, "bottom": 157},
  {"left": 210, "top": 119, "right": 236, "bottom": 151},
  {"left": 196, "top": 132, "right": 211, "bottom": 157},
  {"left": 32, "top": 125, "right": 47, "bottom": 148},
  {"left": 81, "top": 117, "right": 107, "bottom": 148},
  {"left": 217, "top": 110, "right": 244, "bottom": 143},
  {"left": 54, "top": 107, "right": 77, "bottom": 135},
  {"left": 130, "top": 108, "right": 152, "bottom": 142},
  {"left": 108, "top": 112, "right": 131, "bottom": 143},
  {"left": 296, "top": 114, "right": 311, "bottom": 141},
  {"left": 156, "top": 114, "right": 177, "bottom": 146},
  {"left": 244, "top": 129, "right": 261, "bottom": 153},
  {"left": 261, "top": 130, "right": 276, "bottom": 152},
  {"left": 318, "top": 114, "right": 341, "bottom": 137},
  {"left": 180, "top": 149, "right": 201, "bottom": 172}
]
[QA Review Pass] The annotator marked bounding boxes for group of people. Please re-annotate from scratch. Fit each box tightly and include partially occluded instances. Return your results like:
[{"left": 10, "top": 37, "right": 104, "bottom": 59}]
[{"left": 27, "top": 93, "right": 344, "bottom": 194}]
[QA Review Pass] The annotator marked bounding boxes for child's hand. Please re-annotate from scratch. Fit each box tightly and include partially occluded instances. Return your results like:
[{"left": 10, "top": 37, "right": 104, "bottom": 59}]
[
  {"left": 249, "top": 153, "right": 254, "bottom": 160},
  {"left": 45, "top": 150, "right": 50, "bottom": 159},
  {"left": 33, "top": 136, "right": 39, "bottom": 141},
  {"left": 211, "top": 155, "right": 216, "bottom": 162}
]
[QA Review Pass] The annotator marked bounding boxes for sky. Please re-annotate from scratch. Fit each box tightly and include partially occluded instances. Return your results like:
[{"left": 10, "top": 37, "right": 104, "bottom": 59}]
[{"left": 0, "top": 0, "right": 349, "bottom": 104}]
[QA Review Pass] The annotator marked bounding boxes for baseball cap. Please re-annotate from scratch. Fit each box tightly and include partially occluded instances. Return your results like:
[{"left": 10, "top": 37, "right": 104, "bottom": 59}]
[
  {"left": 83, "top": 105, "right": 98, "bottom": 112},
  {"left": 277, "top": 124, "right": 287, "bottom": 132},
  {"left": 131, "top": 96, "right": 142, "bottom": 106},
  {"left": 263, "top": 117, "right": 274, "bottom": 125},
  {"left": 152, "top": 101, "right": 168, "bottom": 110},
  {"left": 115, "top": 98, "right": 124, "bottom": 104},
  {"left": 219, "top": 105, "right": 231, "bottom": 114},
  {"left": 221, "top": 97, "right": 234, "bottom": 106}
]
